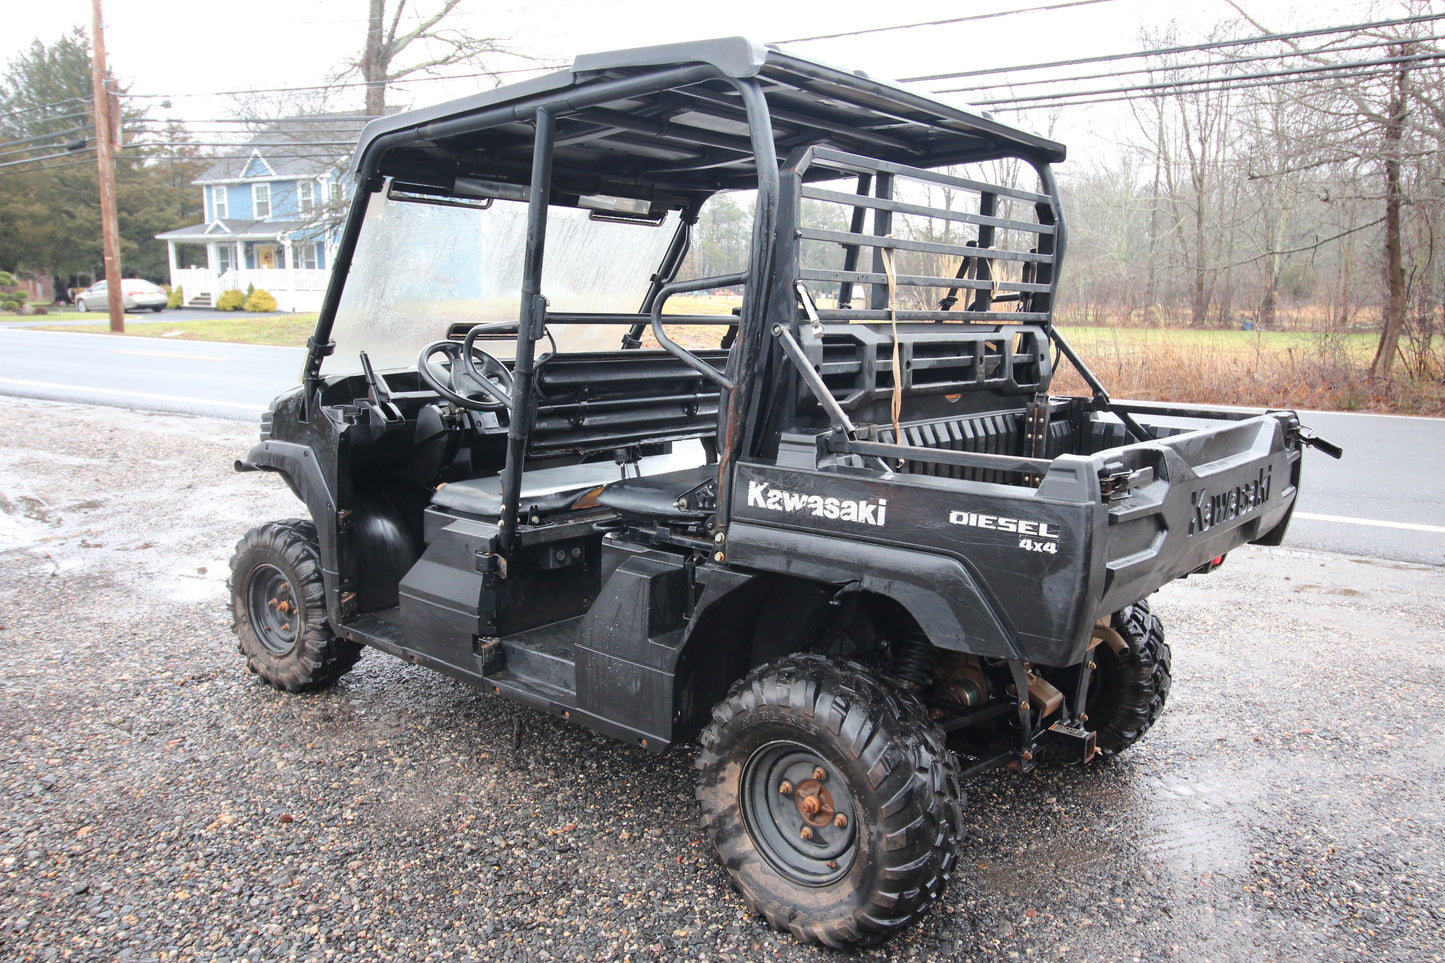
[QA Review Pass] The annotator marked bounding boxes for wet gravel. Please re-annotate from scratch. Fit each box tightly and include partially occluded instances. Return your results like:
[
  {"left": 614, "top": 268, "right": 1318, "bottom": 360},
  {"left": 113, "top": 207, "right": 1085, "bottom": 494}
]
[{"left": 2, "top": 397, "right": 1443, "bottom": 962}]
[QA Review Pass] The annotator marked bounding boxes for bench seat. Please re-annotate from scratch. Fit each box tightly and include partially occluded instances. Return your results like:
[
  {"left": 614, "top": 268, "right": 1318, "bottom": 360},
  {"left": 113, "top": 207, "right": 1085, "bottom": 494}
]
[{"left": 432, "top": 443, "right": 709, "bottom": 520}]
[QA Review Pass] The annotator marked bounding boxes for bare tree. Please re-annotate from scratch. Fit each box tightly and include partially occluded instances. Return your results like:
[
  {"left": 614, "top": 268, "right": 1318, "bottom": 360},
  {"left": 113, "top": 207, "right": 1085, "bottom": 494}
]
[
  {"left": 1228, "top": 0, "right": 1445, "bottom": 377},
  {"left": 1131, "top": 26, "right": 1246, "bottom": 328},
  {"left": 346, "top": 0, "right": 527, "bottom": 115}
]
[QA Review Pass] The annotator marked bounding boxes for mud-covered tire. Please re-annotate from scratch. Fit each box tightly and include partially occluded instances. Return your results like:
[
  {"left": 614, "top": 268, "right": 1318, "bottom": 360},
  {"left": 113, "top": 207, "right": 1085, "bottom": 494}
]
[
  {"left": 1088, "top": 600, "right": 1171, "bottom": 755},
  {"left": 695, "top": 654, "right": 964, "bottom": 947},
  {"left": 229, "top": 519, "right": 362, "bottom": 692}
]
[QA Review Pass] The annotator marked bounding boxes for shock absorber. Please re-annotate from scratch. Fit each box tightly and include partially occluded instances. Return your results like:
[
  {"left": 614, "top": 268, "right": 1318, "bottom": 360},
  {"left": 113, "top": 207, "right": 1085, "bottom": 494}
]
[{"left": 892, "top": 634, "right": 935, "bottom": 690}]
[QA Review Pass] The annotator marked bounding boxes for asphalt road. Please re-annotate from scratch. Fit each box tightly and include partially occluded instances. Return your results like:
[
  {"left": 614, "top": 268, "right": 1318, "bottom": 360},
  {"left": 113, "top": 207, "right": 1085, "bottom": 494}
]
[
  {"left": 1, "top": 400, "right": 1442, "bottom": 962},
  {"left": 0, "top": 325, "right": 1441, "bottom": 564},
  {"left": 0, "top": 327, "right": 300, "bottom": 422}
]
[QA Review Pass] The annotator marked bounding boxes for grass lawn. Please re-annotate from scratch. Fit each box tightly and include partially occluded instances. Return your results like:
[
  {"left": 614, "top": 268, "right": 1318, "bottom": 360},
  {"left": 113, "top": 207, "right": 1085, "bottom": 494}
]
[
  {"left": 33, "top": 314, "right": 319, "bottom": 347},
  {"left": 1055, "top": 324, "right": 1377, "bottom": 363}
]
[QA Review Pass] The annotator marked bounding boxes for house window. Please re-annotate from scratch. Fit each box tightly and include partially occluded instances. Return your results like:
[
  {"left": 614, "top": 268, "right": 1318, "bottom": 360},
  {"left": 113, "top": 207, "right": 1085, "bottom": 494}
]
[
  {"left": 216, "top": 244, "right": 236, "bottom": 274},
  {"left": 211, "top": 186, "right": 227, "bottom": 219},
  {"left": 299, "top": 181, "right": 316, "bottom": 214},
  {"left": 298, "top": 242, "right": 321, "bottom": 270},
  {"left": 253, "top": 183, "right": 271, "bottom": 219},
  {"left": 328, "top": 180, "right": 344, "bottom": 203}
]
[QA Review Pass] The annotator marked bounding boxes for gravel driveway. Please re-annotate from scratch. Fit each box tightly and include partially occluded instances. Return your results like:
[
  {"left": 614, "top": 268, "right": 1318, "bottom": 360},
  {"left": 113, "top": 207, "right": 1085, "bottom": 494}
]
[{"left": 2, "top": 398, "right": 1443, "bottom": 962}]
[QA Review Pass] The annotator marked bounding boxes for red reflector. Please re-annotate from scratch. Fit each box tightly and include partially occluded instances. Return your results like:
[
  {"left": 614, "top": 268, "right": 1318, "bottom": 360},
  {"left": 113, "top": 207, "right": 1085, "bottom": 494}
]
[{"left": 1212, "top": 555, "right": 1224, "bottom": 565}]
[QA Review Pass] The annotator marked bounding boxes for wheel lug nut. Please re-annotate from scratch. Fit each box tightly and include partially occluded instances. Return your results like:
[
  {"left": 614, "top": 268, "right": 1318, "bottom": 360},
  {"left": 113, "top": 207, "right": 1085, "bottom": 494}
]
[
  {"left": 778, "top": 781, "right": 793, "bottom": 795},
  {"left": 812, "top": 767, "right": 826, "bottom": 782},
  {"left": 799, "top": 826, "right": 813, "bottom": 841},
  {"left": 833, "top": 813, "right": 847, "bottom": 828}
]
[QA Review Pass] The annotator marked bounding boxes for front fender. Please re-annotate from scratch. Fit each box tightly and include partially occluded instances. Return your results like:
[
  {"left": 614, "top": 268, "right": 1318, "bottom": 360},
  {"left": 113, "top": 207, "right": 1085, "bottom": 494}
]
[{"left": 237, "top": 440, "right": 344, "bottom": 623}]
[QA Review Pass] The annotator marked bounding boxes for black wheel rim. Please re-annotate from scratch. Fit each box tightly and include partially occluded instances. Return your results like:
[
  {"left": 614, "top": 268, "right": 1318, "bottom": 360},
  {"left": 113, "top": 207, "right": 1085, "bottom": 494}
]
[
  {"left": 741, "top": 740, "right": 857, "bottom": 885},
  {"left": 246, "top": 563, "right": 301, "bottom": 655}
]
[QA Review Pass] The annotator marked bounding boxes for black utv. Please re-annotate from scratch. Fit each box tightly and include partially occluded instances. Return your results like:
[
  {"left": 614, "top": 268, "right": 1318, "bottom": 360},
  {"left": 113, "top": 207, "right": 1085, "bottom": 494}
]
[{"left": 229, "top": 38, "right": 1333, "bottom": 947}]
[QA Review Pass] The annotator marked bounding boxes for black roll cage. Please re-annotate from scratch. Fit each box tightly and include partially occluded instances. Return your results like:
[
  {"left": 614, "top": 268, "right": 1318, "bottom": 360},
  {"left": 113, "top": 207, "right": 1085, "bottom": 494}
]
[{"left": 299, "top": 39, "right": 1095, "bottom": 555}]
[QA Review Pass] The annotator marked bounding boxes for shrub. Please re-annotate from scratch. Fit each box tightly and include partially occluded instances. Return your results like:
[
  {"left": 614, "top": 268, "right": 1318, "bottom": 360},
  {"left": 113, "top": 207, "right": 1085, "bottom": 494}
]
[
  {"left": 216, "top": 289, "right": 247, "bottom": 311},
  {"left": 166, "top": 284, "right": 184, "bottom": 309},
  {"left": 0, "top": 271, "right": 28, "bottom": 313},
  {"left": 243, "top": 288, "right": 278, "bottom": 312}
]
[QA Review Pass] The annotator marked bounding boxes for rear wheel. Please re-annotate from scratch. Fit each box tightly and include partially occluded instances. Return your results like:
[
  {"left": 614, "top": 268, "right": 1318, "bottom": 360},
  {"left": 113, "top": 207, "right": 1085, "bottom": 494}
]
[
  {"left": 696, "top": 654, "right": 963, "bottom": 947},
  {"left": 1086, "top": 601, "right": 1171, "bottom": 755},
  {"left": 229, "top": 519, "right": 362, "bottom": 691}
]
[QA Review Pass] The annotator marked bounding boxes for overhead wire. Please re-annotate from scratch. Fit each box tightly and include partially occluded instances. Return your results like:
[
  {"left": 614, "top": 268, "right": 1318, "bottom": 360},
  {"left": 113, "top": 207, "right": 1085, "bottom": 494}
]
[
  {"left": 771, "top": 0, "right": 1121, "bottom": 44},
  {"left": 945, "top": 31, "right": 1445, "bottom": 94},
  {"left": 961, "top": 50, "right": 1445, "bottom": 107},
  {"left": 902, "top": 9, "right": 1445, "bottom": 82}
]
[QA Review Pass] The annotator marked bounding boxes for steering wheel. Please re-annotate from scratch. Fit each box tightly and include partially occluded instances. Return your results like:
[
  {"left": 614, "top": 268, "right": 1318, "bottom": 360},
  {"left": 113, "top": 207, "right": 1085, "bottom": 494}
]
[{"left": 417, "top": 340, "right": 515, "bottom": 410}]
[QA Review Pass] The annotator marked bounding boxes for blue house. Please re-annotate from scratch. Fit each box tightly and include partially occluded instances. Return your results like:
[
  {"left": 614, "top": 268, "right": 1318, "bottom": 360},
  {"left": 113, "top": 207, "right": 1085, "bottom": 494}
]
[{"left": 156, "top": 116, "right": 369, "bottom": 311}]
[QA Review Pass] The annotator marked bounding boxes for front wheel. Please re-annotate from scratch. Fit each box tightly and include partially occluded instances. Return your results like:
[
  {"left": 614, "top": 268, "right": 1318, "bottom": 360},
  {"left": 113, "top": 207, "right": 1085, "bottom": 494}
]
[
  {"left": 75, "top": 299, "right": 88, "bottom": 312},
  {"left": 229, "top": 519, "right": 362, "bottom": 691},
  {"left": 696, "top": 654, "right": 964, "bottom": 947}
]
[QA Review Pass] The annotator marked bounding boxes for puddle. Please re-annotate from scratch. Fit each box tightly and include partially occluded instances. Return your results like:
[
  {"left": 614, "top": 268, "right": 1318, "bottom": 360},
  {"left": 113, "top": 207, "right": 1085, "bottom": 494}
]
[{"left": 0, "top": 490, "right": 57, "bottom": 524}]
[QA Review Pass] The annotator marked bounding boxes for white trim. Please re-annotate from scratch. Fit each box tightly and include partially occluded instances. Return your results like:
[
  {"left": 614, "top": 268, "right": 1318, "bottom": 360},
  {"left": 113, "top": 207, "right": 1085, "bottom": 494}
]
[
  {"left": 203, "top": 219, "right": 233, "bottom": 235},
  {"left": 195, "top": 172, "right": 333, "bottom": 185},
  {"left": 242, "top": 148, "right": 275, "bottom": 178},
  {"left": 298, "top": 180, "right": 316, "bottom": 214},
  {"left": 211, "top": 185, "right": 228, "bottom": 219},
  {"left": 252, "top": 182, "right": 272, "bottom": 219}
]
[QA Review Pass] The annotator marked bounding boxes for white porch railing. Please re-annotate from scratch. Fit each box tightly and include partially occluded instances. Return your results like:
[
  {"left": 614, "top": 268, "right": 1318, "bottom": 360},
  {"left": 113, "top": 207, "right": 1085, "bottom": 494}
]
[
  {"left": 169, "top": 267, "right": 332, "bottom": 311},
  {"left": 217, "top": 268, "right": 330, "bottom": 293},
  {"left": 172, "top": 267, "right": 215, "bottom": 297}
]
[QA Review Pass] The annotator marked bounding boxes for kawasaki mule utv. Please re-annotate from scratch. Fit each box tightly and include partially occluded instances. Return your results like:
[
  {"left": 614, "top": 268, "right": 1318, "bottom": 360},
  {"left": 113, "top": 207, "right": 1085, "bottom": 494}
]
[{"left": 229, "top": 38, "right": 1334, "bottom": 946}]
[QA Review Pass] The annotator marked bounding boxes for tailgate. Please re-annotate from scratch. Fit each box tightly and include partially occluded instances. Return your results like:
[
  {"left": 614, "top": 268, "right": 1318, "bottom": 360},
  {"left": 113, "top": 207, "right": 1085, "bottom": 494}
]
[{"left": 1086, "top": 409, "right": 1302, "bottom": 615}]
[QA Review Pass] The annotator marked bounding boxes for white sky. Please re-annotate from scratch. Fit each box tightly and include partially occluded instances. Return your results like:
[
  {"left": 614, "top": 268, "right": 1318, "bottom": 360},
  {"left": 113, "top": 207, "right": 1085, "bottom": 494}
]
[{"left": 8, "top": 0, "right": 1384, "bottom": 167}]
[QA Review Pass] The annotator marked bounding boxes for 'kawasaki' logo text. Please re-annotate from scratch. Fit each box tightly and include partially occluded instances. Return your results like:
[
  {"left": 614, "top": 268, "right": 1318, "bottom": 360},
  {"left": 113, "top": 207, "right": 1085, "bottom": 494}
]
[
  {"left": 746, "top": 481, "right": 887, "bottom": 526},
  {"left": 1189, "top": 466, "right": 1272, "bottom": 535}
]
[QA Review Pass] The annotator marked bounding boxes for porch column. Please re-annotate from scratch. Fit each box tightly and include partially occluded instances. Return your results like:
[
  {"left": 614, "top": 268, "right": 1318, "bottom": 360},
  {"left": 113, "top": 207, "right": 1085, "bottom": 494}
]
[{"left": 166, "top": 241, "right": 178, "bottom": 279}]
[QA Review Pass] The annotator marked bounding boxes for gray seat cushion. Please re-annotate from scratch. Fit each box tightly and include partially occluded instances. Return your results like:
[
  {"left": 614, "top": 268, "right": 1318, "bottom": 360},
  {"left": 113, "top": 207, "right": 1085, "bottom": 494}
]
[
  {"left": 432, "top": 443, "right": 710, "bottom": 520},
  {"left": 432, "top": 462, "right": 619, "bottom": 519},
  {"left": 595, "top": 464, "right": 717, "bottom": 520}
]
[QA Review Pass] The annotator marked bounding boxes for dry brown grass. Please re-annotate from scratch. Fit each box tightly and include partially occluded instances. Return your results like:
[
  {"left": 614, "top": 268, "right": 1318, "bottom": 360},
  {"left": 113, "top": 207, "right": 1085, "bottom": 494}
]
[{"left": 1052, "top": 328, "right": 1445, "bottom": 415}]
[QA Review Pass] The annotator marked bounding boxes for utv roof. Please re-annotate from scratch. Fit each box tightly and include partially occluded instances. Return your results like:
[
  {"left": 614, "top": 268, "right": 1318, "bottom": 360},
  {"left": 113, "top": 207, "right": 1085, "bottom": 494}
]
[{"left": 348, "top": 37, "right": 1066, "bottom": 205}]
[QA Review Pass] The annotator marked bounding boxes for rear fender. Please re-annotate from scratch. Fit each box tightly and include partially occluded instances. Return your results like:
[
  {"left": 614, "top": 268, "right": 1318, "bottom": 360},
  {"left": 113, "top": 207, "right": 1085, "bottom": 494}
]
[{"left": 723, "top": 522, "right": 1020, "bottom": 659}]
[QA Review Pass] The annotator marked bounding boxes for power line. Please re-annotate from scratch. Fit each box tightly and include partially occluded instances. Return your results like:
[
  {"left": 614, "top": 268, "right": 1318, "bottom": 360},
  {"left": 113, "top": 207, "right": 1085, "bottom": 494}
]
[
  {"left": 125, "top": 62, "right": 563, "bottom": 104},
  {"left": 0, "top": 146, "right": 95, "bottom": 170},
  {"left": 0, "top": 96, "right": 93, "bottom": 121},
  {"left": 0, "top": 156, "right": 102, "bottom": 179},
  {"left": 948, "top": 31, "right": 1445, "bottom": 95},
  {"left": 771, "top": 0, "right": 1120, "bottom": 45},
  {"left": 961, "top": 50, "right": 1445, "bottom": 106},
  {"left": 902, "top": 9, "right": 1445, "bottom": 82},
  {"left": 974, "top": 58, "right": 1445, "bottom": 111}
]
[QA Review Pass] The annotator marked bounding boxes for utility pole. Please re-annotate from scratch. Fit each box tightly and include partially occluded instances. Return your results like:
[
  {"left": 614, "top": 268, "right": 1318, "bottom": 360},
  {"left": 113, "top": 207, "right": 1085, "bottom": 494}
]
[{"left": 90, "top": 0, "right": 124, "bottom": 334}]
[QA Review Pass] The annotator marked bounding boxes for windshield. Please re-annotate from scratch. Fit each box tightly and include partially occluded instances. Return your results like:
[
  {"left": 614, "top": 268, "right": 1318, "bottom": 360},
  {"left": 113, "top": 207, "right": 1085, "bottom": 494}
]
[{"left": 326, "top": 187, "right": 682, "bottom": 374}]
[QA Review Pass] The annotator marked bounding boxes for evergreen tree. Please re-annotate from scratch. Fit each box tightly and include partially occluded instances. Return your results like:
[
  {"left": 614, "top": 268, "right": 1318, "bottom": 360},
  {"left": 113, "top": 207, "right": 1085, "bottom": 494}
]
[{"left": 0, "top": 29, "right": 205, "bottom": 284}]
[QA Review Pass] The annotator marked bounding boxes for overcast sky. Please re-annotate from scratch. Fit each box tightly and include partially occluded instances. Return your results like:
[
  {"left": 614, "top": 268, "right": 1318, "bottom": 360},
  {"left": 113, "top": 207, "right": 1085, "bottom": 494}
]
[{"left": 8, "top": 0, "right": 1382, "bottom": 166}]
